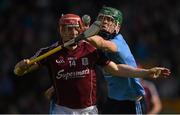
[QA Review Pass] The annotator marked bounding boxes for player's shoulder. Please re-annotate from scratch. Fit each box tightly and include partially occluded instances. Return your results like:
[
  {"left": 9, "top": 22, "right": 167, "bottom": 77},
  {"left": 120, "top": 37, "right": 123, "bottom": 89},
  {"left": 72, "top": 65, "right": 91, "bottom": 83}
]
[
  {"left": 112, "top": 34, "right": 128, "bottom": 45},
  {"left": 113, "top": 33, "right": 124, "bottom": 41}
]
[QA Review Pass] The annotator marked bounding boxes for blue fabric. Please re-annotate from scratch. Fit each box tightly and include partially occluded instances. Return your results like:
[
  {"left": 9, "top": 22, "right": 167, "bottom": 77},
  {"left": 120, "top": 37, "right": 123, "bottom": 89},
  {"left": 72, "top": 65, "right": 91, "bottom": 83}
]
[
  {"left": 104, "top": 34, "right": 145, "bottom": 101},
  {"left": 136, "top": 100, "right": 143, "bottom": 114},
  {"left": 49, "top": 99, "right": 55, "bottom": 114}
]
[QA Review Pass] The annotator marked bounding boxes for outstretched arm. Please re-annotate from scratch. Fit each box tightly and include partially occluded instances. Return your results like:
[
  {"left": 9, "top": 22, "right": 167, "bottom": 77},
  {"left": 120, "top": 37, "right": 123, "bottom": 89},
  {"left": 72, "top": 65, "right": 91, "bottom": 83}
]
[{"left": 104, "top": 61, "right": 171, "bottom": 78}]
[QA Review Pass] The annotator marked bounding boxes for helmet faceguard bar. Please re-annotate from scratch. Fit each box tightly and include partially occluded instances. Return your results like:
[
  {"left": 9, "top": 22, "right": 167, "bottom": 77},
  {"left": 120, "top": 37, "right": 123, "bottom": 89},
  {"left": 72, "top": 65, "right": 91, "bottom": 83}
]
[{"left": 97, "top": 14, "right": 117, "bottom": 24}]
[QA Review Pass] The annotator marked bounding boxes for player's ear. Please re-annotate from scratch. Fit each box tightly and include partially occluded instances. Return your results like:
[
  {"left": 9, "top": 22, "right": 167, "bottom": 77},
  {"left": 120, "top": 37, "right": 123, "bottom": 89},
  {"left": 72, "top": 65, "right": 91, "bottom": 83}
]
[{"left": 115, "top": 24, "right": 120, "bottom": 34}]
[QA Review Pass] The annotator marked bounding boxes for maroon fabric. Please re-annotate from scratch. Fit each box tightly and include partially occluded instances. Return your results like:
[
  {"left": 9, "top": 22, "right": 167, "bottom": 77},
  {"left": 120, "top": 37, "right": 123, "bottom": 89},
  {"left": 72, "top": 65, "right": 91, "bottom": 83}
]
[
  {"left": 143, "top": 86, "right": 152, "bottom": 113},
  {"left": 32, "top": 41, "right": 110, "bottom": 109}
]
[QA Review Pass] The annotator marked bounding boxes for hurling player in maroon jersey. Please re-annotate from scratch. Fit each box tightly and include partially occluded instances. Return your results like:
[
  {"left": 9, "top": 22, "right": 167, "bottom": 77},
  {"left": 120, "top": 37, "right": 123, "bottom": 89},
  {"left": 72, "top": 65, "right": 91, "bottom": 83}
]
[{"left": 14, "top": 14, "right": 170, "bottom": 114}]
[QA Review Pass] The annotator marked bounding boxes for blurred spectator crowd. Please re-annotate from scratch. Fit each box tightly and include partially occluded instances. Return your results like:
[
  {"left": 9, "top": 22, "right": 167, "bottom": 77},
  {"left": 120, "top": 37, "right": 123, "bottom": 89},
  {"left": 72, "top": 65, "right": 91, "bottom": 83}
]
[{"left": 0, "top": 0, "right": 180, "bottom": 113}]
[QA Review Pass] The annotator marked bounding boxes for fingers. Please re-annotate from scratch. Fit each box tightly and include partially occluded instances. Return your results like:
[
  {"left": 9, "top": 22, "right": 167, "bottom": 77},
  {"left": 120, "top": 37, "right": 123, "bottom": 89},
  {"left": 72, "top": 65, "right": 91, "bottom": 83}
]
[
  {"left": 152, "top": 67, "right": 171, "bottom": 78},
  {"left": 14, "top": 59, "right": 30, "bottom": 76},
  {"left": 23, "top": 59, "right": 30, "bottom": 64},
  {"left": 18, "top": 59, "right": 31, "bottom": 70},
  {"left": 160, "top": 68, "right": 171, "bottom": 76}
]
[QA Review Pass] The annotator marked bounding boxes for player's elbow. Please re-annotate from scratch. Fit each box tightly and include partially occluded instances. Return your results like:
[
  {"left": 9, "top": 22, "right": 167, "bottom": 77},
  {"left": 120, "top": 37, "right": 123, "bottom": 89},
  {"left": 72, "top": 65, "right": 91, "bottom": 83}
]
[{"left": 104, "top": 47, "right": 117, "bottom": 53}]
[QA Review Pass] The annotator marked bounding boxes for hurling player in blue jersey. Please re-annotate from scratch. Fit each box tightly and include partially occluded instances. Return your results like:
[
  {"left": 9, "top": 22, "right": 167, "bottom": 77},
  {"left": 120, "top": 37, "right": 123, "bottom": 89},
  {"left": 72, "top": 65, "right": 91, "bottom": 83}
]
[{"left": 85, "top": 6, "right": 168, "bottom": 114}]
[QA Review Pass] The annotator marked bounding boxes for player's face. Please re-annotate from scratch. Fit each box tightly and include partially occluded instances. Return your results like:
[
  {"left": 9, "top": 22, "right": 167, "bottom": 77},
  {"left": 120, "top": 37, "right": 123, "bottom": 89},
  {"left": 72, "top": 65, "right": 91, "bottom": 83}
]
[
  {"left": 60, "top": 25, "right": 80, "bottom": 42},
  {"left": 97, "top": 15, "right": 116, "bottom": 34}
]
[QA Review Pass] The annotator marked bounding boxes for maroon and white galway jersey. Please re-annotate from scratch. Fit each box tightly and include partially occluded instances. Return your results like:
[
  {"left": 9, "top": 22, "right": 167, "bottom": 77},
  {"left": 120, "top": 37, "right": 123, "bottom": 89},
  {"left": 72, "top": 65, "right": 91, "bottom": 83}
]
[{"left": 32, "top": 41, "right": 110, "bottom": 109}]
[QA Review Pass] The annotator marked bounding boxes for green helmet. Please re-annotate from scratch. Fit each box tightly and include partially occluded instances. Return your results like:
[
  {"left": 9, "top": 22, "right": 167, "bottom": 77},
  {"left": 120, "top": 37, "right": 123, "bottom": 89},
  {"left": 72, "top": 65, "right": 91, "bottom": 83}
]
[{"left": 98, "top": 6, "right": 123, "bottom": 25}]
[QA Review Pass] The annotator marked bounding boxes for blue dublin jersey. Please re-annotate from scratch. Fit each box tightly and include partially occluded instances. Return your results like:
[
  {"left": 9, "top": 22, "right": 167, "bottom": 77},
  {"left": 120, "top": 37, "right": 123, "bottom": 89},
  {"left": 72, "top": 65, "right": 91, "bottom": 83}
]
[{"left": 104, "top": 34, "right": 145, "bottom": 101}]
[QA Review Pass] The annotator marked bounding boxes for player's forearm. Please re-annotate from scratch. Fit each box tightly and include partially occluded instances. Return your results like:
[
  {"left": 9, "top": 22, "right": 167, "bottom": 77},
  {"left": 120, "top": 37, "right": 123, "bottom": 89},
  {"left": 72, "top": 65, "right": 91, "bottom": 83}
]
[
  {"left": 115, "top": 64, "right": 150, "bottom": 78},
  {"left": 105, "top": 62, "right": 170, "bottom": 78},
  {"left": 148, "top": 105, "right": 162, "bottom": 114},
  {"left": 148, "top": 96, "right": 162, "bottom": 114},
  {"left": 106, "top": 63, "right": 150, "bottom": 78},
  {"left": 105, "top": 62, "right": 150, "bottom": 78},
  {"left": 87, "top": 35, "right": 117, "bottom": 52}
]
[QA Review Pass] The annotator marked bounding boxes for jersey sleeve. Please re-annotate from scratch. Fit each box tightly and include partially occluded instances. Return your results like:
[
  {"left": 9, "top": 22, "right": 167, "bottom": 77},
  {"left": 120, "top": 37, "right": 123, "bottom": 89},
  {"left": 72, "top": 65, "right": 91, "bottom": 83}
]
[
  {"left": 111, "top": 34, "right": 137, "bottom": 67},
  {"left": 111, "top": 34, "right": 130, "bottom": 59}
]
